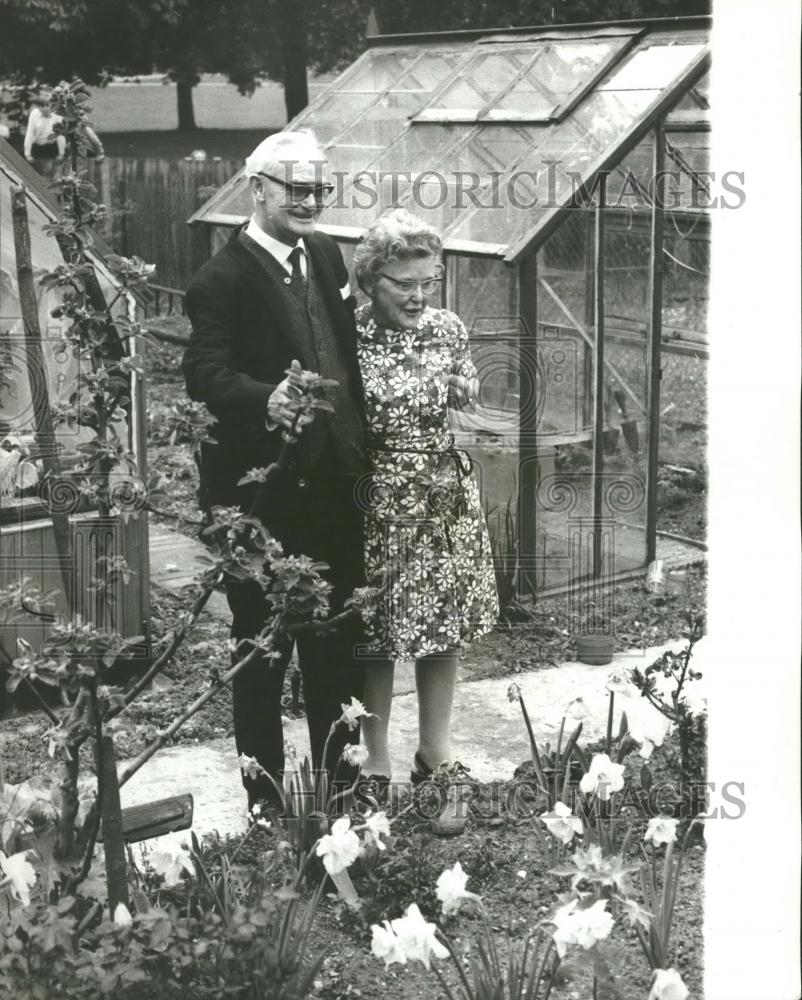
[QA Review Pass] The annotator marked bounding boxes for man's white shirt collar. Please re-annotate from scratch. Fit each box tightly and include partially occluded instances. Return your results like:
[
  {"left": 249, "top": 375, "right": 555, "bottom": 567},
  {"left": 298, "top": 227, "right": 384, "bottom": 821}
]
[{"left": 245, "top": 218, "right": 306, "bottom": 277}]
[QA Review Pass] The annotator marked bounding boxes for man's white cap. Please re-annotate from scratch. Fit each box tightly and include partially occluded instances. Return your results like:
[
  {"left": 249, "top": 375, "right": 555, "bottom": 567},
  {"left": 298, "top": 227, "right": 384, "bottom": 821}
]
[{"left": 244, "top": 129, "right": 326, "bottom": 180}]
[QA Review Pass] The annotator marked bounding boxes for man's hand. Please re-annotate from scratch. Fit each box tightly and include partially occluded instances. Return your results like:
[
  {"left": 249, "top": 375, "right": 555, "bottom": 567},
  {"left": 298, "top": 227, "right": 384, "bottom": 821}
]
[
  {"left": 448, "top": 373, "right": 478, "bottom": 410},
  {"left": 267, "top": 361, "right": 315, "bottom": 431}
]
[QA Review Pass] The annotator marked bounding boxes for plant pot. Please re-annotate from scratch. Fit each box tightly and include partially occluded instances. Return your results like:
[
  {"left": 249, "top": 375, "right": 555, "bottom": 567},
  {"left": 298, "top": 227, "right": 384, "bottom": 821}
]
[{"left": 575, "top": 633, "right": 615, "bottom": 665}]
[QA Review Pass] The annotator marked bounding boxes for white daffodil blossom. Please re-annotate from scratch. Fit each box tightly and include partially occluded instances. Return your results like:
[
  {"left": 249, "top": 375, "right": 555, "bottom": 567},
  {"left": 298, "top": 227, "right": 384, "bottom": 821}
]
[
  {"left": 316, "top": 816, "right": 361, "bottom": 875},
  {"left": 620, "top": 896, "right": 653, "bottom": 931},
  {"left": 541, "top": 801, "right": 585, "bottom": 845},
  {"left": 551, "top": 898, "right": 614, "bottom": 958},
  {"left": 507, "top": 681, "right": 522, "bottom": 702},
  {"left": 436, "top": 862, "right": 481, "bottom": 916},
  {"left": 644, "top": 816, "right": 679, "bottom": 847},
  {"left": 648, "top": 967, "right": 689, "bottom": 1000},
  {"left": 579, "top": 753, "right": 626, "bottom": 801},
  {"left": 342, "top": 743, "right": 370, "bottom": 767},
  {"left": 238, "top": 753, "right": 264, "bottom": 780},
  {"left": 391, "top": 903, "right": 449, "bottom": 969},
  {"left": 339, "top": 697, "right": 371, "bottom": 730},
  {"left": 627, "top": 702, "right": 671, "bottom": 760},
  {"left": 359, "top": 810, "right": 391, "bottom": 851},
  {"left": 564, "top": 696, "right": 591, "bottom": 720},
  {"left": 605, "top": 665, "right": 634, "bottom": 696},
  {"left": 113, "top": 902, "right": 133, "bottom": 926},
  {"left": 150, "top": 845, "right": 195, "bottom": 885},
  {"left": 0, "top": 849, "right": 36, "bottom": 906},
  {"left": 371, "top": 920, "right": 409, "bottom": 967}
]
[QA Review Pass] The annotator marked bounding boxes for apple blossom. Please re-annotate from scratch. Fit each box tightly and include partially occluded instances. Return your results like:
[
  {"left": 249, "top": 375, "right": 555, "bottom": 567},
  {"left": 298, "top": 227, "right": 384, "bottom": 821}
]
[
  {"left": 648, "top": 968, "right": 689, "bottom": 1000},
  {"left": 436, "top": 862, "right": 481, "bottom": 915},
  {"left": 541, "top": 802, "right": 584, "bottom": 844},
  {"left": 644, "top": 816, "right": 679, "bottom": 847},
  {"left": 0, "top": 849, "right": 36, "bottom": 906},
  {"left": 551, "top": 898, "right": 614, "bottom": 958},
  {"left": 579, "top": 753, "right": 625, "bottom": 800},
  {"left": 316, "top": 816, "right": 361, "bottom": 875}
]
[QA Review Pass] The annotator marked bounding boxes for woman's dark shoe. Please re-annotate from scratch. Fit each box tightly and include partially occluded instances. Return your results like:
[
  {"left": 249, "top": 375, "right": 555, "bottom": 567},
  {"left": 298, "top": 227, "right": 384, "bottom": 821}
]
[
  {"left": 410, "top": 750, "right": 434, "bottom": 786},
  {"left": 356, "top": 772, "right": 391, "bottom": 807},
  {"left": 411, "top": 754, "right": 474, "bottom": 837}
]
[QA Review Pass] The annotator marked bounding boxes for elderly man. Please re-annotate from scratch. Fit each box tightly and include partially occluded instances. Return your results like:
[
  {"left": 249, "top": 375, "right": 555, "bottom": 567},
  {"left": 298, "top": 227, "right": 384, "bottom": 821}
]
[{"left": 182, "top": 131, "right": 369, "bottom": 807}]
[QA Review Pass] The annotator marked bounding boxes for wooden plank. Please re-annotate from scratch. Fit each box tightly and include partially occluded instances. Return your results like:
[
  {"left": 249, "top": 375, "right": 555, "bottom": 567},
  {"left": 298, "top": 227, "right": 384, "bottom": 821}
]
[{"left": 110, "top": 794, "right": 194, "bottom": 844}]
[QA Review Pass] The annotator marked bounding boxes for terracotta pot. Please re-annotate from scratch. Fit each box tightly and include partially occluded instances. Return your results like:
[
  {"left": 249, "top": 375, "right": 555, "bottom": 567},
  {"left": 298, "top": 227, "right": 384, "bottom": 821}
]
[{"left": 575, "top": 633, "right": 615, "bottom": 665}]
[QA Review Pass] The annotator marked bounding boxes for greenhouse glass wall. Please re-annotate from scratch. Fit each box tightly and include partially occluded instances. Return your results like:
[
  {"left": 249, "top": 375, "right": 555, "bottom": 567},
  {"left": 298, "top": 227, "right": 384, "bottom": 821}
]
[
  {"left": 190, "top": 17, "right": 711, "bottom": 599},
  {"left": 0, "top": 140, "right": 150, "bottom": 659}
]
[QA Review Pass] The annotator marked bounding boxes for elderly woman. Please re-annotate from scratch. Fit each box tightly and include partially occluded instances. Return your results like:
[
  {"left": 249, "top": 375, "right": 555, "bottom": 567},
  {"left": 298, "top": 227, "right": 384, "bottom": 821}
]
[{"left": 354, "top": 208, "right": 499, "bottom": 834}]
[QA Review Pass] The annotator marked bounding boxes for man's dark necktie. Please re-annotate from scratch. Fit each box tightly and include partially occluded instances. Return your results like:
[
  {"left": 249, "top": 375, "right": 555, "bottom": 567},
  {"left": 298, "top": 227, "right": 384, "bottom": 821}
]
[{"left": 288, "top": 245, "right": 305, "bottom": 289}]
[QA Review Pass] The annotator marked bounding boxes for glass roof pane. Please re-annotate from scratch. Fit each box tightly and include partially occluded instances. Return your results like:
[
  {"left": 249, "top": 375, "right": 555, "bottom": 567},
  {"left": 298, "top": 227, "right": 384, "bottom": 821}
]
[
  {"left": 424, "top": 48, "right": 533, "bottom": 116},
  {"left": 371, "top": 124, "right": 463, "bottom": 174},
  {"left": 448, "top": 125, "right": 544, "bottom": 175},
  {"left": 489, "top": 38, "right": 624, "bottom": 120},
  {"left": 295, "top": 93, "right": 377, "bottom": 145},
  {"left": 336, "top": 91, "right": 426, "bottom": 148},
  {"left": 598, "top": 43, "right": 705, "bottom": 91},
  {"left": 335, "top": 49, "right": 422, "bottom": 92},
  {"left": 399, "top": 50, "right": 467, "bottom": 91}
]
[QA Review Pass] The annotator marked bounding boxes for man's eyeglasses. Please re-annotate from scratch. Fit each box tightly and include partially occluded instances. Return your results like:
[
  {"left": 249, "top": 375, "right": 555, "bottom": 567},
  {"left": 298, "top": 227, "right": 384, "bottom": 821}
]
[
  {"left": 258, "top": 171, "right": 334, "bottom": 204},
  {"left": 379, "top": 273, "right": 443, "bottom": 296}
]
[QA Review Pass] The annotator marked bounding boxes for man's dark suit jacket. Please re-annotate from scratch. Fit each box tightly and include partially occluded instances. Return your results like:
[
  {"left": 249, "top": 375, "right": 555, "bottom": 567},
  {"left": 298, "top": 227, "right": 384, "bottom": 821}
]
[{"left": 182, "top": 227, "right": 365, "bottom": 517}]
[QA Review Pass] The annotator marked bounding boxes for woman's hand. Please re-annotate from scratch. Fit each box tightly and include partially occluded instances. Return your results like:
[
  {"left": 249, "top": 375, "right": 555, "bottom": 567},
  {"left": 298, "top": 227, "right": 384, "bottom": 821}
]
[{"left": 448, "top": 373, "right": 478, "bottom": 409}]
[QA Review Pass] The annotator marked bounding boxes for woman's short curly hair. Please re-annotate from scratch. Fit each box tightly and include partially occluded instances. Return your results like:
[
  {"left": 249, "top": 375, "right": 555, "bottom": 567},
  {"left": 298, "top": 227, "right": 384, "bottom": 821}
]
[{"left": 353, "top": 208, "right": 442, "bottom": 293}]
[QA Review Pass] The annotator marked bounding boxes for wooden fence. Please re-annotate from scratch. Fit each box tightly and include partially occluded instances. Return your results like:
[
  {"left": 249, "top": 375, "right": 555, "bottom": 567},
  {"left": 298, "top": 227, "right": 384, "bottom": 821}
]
[{"left": 88, "top": 156, "right": 240, "bottom": 290}]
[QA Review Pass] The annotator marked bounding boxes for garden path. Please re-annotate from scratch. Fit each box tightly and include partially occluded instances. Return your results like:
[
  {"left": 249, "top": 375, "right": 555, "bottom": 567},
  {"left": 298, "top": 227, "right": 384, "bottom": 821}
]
[{"left": 128, "top": 528, "right": 692, "bottom": 846}]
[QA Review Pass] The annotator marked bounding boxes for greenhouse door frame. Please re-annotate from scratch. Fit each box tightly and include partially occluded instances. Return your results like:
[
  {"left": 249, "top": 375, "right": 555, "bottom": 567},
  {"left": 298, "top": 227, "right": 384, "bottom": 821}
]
[{"left": 517, "top": 125, "right": 667, "bottom": 596}]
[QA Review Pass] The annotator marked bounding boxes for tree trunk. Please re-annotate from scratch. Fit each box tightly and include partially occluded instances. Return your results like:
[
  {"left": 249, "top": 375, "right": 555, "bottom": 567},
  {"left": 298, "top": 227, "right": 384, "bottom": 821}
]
[
  {"left": 278, "top": 2, "right": 309, "bottom": 120},
  {"left": 176, "top": 79, "right": 197, "bottom": 131}
]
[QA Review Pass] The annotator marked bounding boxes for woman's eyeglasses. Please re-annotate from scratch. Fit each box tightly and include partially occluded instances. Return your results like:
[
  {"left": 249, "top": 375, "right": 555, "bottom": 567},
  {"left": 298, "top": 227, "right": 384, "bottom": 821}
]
[
  {"left": 379, "top": 273, "right": 443, "bottom": 295},
  {"left": 258, "top": 171, "right": 334, "bottom": 204}
]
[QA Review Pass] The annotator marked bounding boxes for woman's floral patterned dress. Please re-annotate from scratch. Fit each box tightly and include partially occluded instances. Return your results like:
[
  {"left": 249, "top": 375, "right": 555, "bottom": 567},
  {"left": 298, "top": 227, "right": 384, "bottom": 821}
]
[{"left": 355, "top": 303, "right": 499, "bottom": 659}]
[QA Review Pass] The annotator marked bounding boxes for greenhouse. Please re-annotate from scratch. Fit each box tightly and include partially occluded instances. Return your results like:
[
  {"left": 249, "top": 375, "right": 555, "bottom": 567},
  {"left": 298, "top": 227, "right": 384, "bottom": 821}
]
[
  {"left": 190, "top": 16, "right": 711, "bottom": 597},
  {"left": 0, "top": 138, "right": 150, "bottom": 660}
]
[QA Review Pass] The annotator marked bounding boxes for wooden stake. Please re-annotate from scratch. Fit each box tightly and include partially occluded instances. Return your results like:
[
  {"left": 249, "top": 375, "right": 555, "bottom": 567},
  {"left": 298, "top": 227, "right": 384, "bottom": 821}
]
[{"left": 98, "top": 735, "right": 129, "bottom": 912}]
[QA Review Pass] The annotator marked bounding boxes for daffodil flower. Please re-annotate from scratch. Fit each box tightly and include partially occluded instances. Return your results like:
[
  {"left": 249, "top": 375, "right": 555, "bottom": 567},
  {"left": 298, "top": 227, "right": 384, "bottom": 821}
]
[
  {"left": 150, "top": 846, "right": 194, "bottom": 885},
  {"left": 389, "top": 903, "right": 449, "bottom": 969},
  {"left": 113, "top": 902, "right": 133, "bottom": 926},
  {"left": 371, "top": 920, "right": 408, "bottom": 966},
  {"left": 541, "top": 801, "right": 584, "bottom": 844},
  {"left": 0, "top": 849, "right": 36, "bottom": 906},
  {"left": 550, "top": 898, "right": 614, "bottom": 958},
  {"left": 341, "top": 743, "right": 370, "bottom": 767},
  {"left": 579, "top": 753, "right": 625, "bottom": 800},
  {"left": 238, "top": 753, "right": 265, "bottom": 780},
  {"left": 435, "top": 862, "right": 481, "bottom": 916},
  {"left": 316, "top": 816, "right": 361, "bottom": 875},
  {"left": 359, "top": 810, "right": 391, "bottom": 851},
  {"left": 645, "top": 816, "right": 679, "bottom": 847},
  {"left": 648, "top": 967, "right": 689, "bottom": 1000},
  {"left": 605, "top": 665, "right": 634, "bottom": 695},
  {"left": 339, "top": 697, "right": 371, "bottom": 730}
]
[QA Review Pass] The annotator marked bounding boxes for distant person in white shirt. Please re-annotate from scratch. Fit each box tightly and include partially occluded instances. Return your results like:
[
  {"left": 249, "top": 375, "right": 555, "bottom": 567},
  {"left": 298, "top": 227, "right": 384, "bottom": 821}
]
[{"left": 24, "top": 91, "right": 104, "bottom": 174}]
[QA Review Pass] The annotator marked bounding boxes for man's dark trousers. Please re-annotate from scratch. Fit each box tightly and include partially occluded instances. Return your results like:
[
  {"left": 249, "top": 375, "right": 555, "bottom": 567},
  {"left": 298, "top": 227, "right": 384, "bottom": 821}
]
[{"left": 227, "top": 460, "right": 366, "bottom": 806}]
